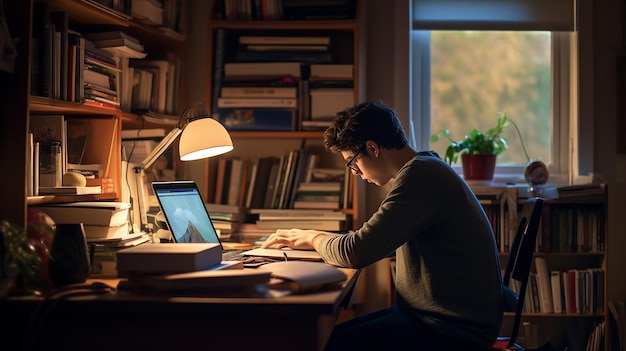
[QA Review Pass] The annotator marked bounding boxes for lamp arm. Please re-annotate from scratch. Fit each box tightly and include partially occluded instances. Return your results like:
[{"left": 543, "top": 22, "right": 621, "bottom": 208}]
[{"left": 140, "top": 126, "right": 183, "bottom": 170}]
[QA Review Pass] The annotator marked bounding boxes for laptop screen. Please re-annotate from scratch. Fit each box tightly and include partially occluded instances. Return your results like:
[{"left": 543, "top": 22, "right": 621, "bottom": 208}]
[{"left": 152, "top": 181, "right": 222, "bottom": 248}]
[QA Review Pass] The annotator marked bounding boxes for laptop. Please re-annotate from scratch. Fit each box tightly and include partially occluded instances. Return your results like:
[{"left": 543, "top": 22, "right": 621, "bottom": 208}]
[
  {"left": 152, "top": 180, "right": 322, "bottom": 263},
  {"left": 151, "top": 180, "right": 253, "bottom": 262}
]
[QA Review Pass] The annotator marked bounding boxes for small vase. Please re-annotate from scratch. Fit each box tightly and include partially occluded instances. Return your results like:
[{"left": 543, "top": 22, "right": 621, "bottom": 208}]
[{"left": 48, "top": 223, "right": 91, "bottom": 287}]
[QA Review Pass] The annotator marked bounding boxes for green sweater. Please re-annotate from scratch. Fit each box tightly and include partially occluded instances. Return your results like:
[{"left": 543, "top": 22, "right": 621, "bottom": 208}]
[{"left": 317, "top": 152, "right": 503, "bottom": 349}]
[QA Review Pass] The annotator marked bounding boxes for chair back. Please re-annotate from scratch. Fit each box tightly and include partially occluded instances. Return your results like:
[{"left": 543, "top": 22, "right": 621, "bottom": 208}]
[{"left": 501, "top": 197, "right": 544, "bottom": 349}]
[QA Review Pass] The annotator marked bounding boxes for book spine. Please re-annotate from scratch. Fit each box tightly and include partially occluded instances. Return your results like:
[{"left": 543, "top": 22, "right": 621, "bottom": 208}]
[
  {"left": 220, "top": 86, "right": 298, "bottom": 98},
  {"left": 216, "top": 108, "right": 296, "bottom": 131},
  {"left": 217, "top": 97, "right": 297, "bottom": 108}
]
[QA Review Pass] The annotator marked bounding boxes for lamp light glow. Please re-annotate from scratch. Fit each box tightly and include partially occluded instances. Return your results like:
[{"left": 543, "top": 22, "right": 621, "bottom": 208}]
[{"left": 179, "top": 118, "right": 234, "bottom": 160}]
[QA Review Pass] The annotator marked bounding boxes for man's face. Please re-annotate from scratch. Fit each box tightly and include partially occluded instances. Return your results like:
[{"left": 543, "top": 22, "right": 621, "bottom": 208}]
[{"left": 342, "top": 145, "right": 387, "bottom": 186}]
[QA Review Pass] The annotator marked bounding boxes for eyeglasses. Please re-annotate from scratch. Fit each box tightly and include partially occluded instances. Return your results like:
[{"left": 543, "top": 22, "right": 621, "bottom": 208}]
[{"left": 345, "top": 148, "right": 363, "bottom": 173}]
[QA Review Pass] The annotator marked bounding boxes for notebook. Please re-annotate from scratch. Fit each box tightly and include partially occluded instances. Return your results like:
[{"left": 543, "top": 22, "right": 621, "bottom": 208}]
[{"left": 152, "top": 180, "right": 322, "bottom": 263}]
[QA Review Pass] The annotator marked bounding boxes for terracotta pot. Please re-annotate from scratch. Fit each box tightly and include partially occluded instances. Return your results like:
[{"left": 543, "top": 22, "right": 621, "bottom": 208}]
[{"left": 461, "top": 154, "right": 497, "bottom": 181}]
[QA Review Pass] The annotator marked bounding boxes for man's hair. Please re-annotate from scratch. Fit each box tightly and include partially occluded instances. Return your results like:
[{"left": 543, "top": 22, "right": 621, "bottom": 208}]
[{"left": 323, "top": 101, "right": 409, "bottom": 153}]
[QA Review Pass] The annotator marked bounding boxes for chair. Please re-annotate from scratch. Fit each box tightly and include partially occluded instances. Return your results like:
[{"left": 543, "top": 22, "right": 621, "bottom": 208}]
[{"left": 492, "top": 197, "right": 544, "bottom": 351}]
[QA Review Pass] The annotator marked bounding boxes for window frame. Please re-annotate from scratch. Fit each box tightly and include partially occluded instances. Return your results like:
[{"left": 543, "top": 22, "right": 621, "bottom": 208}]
[{"left": 410, "top": 30, "right": 574, "bottom": 184}]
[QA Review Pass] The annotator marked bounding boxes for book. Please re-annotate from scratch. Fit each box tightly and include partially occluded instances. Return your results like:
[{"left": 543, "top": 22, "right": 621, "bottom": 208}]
[
  {"left": 534, "top": 256, "right": 554, "bottom": 313},
  {"left": 204, "top": 202, "right": 247, "bottom": 214},
  {"left": 246, "top": 44, "right": 328, "bottom": 52},
  {"left": 84, "top": 31, "right": 144, "bottom": 52},
  {"left": 116, "top": 243, "right": 222, "bottom": 275},
  {"left": 257, "top": 261, "right": 346, "bottom": 293},
  {"left": 243, "top": 248, "right": 322, "bottom": 261},
  {"left": 122, "top": 269, "right": 271, "bottom": 291},
  {"left": 220, "top": 86, "right": 298, "bottom": 98},
  {"left": 38, "top": 185, "right": 102, "bottom": 195},
  {"left": 249, "top": 156, "right": 280, "bottom": 209},
  {"left": 550, "top": 270, "right": 564, "bottom": 314},
  {"left": 88, "top": 232, "right": 150, "bottom": 247},
  {"left": 293, "top": 201, "right": 341, "bottom": 210},
  {"left": 83, "top": 222, "right": 130, "bottom": 240},
  {"left": 223, "top": 62, "right": 302, "bottom": 79},
  {"left": 310, "top": 64, "right": 354, "bottom": 80},
  {"left": 216, "top": 108, "right": 296, "bottom": 131},
  {"left": 34, "top": 201, "right": 130, "bottom": 226},
  {"left": 217, "top": 97, "right": 297, "bottom": 108},
  {"left": 238, "top": 36, "right": 331, "bottom": 45},
  {"left": 251, "top": 209, "right": 347, "bottom": 220},
  {"left": 309, "top": 88, "right": 354, "bottom": 119},
  {"left": 255, "top": 219, "right": 345, "bottom": 231}
]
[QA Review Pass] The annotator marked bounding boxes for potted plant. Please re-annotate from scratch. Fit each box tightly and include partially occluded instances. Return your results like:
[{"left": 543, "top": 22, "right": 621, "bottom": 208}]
[
  {"left": 430, "top": 112, "right": 527, "bottom": 181},
  {"left": 0, "top": 209, "right": 55, "bottom": 297}
]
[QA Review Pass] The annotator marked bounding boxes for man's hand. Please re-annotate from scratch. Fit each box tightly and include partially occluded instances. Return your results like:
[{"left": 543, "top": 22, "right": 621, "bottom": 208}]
[{"left": 261, "top": 229, "right": 326, "bottom": 250}]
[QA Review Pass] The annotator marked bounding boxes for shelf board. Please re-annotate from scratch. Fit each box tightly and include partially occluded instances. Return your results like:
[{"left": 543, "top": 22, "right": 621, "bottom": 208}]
[
  {"left": 29, "top": 96, "right": 120, "bottom": 116},
  {"left": 209, "top": 19, "right": 358, "bottom": 31},
  {"left": 229, "top": 131, "right": 324, "bottom": 138},
  {"left": 503, "top": 312, "right": 604, "bottom": 318},
  {"left": 27, "top": 192, "right": 118, "bottom": 206}
]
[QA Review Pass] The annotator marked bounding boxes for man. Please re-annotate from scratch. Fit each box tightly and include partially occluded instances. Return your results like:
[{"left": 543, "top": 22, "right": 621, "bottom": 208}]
[{"left": 262, "top": 101, "right": 503, "bottom": 350}]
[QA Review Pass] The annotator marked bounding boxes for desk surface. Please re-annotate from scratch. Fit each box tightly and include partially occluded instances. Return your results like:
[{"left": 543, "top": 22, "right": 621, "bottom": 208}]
[{"left": 2, "top": 268, "right": 359, "bottom": 351}]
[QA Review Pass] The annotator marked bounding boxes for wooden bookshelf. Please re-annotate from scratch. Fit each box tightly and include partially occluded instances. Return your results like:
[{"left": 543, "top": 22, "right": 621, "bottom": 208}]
[
  {"left": 0, "top": 0, "right": 188, "bottom": 225},
  {"left": 205, "top": 10, "right": 363, "bottom": 230}
]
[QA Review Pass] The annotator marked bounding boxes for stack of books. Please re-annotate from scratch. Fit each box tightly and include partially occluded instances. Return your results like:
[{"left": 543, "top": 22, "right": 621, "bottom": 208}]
[
  {"left": 34, "top": 201, "right": 131, "bottom": 240},
  {"left": 251, "top": 209, "right": 349, "bottom": 232},
  {"left": 83, "top": 40, "right": 120, "bottom": 109},
  {"left": 293, "top": 168, "right": 345, "bottom": 210},
  {"left": 89, "top": 232, "right": 151, "bottom": 278},
  {"left": 204, "top": 203, "right": 247, "bottom": 241}
]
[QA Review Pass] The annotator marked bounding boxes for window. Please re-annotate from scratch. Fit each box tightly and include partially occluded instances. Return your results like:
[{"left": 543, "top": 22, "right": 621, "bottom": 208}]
[{"left": 409, "top": 0, "right": 576, "bottom": 183}]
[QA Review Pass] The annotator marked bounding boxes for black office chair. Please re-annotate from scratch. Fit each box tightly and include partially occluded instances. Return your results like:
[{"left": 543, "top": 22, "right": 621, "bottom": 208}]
[{"left": 492, "top": 197, "right": 544, "bottom": 351}]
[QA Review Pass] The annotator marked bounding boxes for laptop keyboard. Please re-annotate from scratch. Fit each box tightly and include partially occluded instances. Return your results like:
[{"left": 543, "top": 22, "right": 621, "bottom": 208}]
[{"left": 222, "top": 250, "right": 247, "bottom": 261}]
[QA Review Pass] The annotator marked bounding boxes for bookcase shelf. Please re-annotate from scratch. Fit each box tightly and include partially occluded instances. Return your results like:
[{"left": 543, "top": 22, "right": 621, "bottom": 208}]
[
  {"left": 204, "top": 11, "right": 363, "bottom": 230},
  {"left": 487, "top": 188, "right": 608, "bottom": 350},
  {"left": 0, "top": 0, "right": 188, "bottom": 221}
]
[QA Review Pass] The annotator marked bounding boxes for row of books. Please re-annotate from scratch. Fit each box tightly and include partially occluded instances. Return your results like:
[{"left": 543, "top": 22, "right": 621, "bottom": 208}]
[
  {"left": 211, "top": 29, "right": 355, "bottom": 131},
  {"left": 482, "top": 202, "right": 606, "bottom": 254},
  {"left": 31, "top": 4, "right": 183, "bottom": 118},
  {"left": 210, "top": 151, "right": 350, "bottom": 211},
  {"left": 522, "top": 257, "right": 605, "bottom": 315},
  {"left": 213, "top": 0, "right": 357, "bottom": 21},
  {"left": 476, "top": 184, "right": 606, "bottom": 254}
]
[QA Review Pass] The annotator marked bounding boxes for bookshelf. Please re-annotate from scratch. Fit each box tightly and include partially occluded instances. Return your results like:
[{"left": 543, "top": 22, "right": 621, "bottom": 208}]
[
  {"left": 204, "top": 6, "right": 363, "bottom": 230},
  {"left": 385, "top": 185, "right": 609, "bottom": 350},
  {"left": 483, "top": 185, "right": 609, "bottom": 350},
  {"left": 0, "top": 0, "right": 188, "bottom": 226}
]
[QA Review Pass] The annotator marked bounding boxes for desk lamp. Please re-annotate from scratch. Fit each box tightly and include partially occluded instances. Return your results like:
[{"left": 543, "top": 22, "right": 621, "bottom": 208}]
[{"left": 133, "top": 102, "right": 233, "bottom": 234}]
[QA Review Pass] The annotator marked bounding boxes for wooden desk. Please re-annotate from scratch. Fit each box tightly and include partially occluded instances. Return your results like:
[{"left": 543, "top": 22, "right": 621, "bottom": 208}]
[{"left": 1, "top": 269, "right": 359, "bottom": 351}]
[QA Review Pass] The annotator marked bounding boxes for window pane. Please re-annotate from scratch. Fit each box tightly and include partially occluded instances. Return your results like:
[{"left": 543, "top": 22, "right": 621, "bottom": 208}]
[{"left": 429, "top": 31, "right": 551, "bottom": 165}]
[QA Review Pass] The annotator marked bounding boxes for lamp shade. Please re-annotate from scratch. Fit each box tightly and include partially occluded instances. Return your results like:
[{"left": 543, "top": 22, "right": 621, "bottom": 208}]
[{"left": 179, "top": 118, "right": 234, "bottom": 161}]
